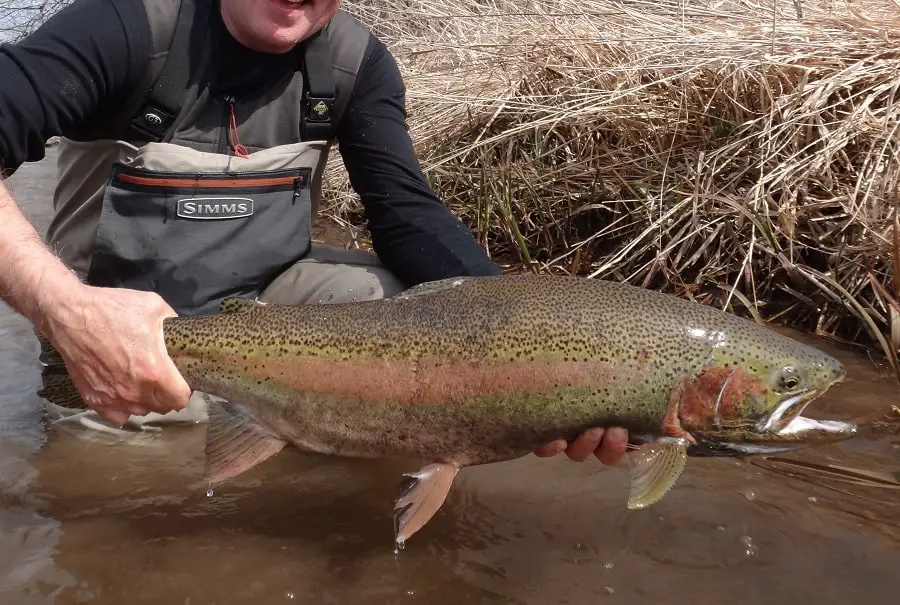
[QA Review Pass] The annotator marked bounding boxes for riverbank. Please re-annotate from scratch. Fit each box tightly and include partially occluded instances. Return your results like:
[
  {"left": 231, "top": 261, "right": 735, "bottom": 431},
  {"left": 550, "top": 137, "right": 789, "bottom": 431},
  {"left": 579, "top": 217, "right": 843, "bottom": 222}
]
[{"left": 324, "top": 0, "right": 900, "bottom": 380}]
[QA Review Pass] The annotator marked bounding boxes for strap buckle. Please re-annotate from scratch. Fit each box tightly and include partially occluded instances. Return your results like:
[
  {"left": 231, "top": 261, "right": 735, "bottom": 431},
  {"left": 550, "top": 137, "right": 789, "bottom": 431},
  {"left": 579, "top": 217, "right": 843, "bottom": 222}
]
[
  {"left": 305, "top": 96, "right": 334, "bottom": 124},
  {"left": 128, "top": 104, "right": 176, "bottom": 141}
]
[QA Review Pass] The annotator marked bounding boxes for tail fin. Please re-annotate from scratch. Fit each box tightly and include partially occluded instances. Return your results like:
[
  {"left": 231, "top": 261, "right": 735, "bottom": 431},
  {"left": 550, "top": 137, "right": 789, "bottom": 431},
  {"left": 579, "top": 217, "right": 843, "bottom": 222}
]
[{"left": 35, "top": 332, "right": 86, "bottom": 410}]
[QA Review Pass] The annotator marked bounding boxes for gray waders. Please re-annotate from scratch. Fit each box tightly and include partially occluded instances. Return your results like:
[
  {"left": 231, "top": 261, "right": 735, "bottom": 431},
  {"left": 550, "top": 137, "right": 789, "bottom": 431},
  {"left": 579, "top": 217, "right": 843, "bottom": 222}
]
[{"left": 40, "top": 2, "right": 405, "bottom": 436}]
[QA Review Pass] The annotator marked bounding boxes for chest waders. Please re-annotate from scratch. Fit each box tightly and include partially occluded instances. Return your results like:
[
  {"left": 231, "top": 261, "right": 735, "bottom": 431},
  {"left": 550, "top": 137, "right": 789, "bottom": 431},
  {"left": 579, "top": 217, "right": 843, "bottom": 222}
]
[
  {"left": 39, "top": 0, "right": 411, "bottom": 434},
  {"left": 45, "top": 0, "right": 403, "bottom": 318}
]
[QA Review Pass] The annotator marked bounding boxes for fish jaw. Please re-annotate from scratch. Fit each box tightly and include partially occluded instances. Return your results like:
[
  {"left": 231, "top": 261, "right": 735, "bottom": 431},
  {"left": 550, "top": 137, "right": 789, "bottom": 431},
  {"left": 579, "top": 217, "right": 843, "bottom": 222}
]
[{"left": 688, "top": 415, "right": 859, "bottom": 456}]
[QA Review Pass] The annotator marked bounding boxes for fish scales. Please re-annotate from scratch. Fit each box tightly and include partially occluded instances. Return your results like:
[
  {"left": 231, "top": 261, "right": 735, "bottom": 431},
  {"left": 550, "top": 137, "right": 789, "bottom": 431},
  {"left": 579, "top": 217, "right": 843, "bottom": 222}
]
[
  {"left": 166, "top": 277, "right": 700, "bottom": 460},
  {"left": 164, "top": 276, "right": 838, "bottom": 463},
  {"left": 38, "top": 274, "right": 856, "bottom": 548}
]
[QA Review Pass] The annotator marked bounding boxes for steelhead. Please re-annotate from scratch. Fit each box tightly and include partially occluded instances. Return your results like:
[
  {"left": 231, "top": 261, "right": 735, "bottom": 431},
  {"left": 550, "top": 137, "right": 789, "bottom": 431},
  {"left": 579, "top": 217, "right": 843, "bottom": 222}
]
[{"left": 38, "top": 274, "right": 856, "bottom": 548}]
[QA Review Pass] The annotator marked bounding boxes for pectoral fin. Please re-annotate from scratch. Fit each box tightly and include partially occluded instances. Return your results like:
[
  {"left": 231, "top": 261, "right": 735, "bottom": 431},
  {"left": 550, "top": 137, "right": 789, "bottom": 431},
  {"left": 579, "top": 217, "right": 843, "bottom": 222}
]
[
  {"left": 205, "top": 400, "right": 287, "bottom": 483},
  {"left": 626, "top": 437, "right": 689, "bottom": 509},
  {"left": 393, "top": 462, "right": 459, "bottom": 549}
]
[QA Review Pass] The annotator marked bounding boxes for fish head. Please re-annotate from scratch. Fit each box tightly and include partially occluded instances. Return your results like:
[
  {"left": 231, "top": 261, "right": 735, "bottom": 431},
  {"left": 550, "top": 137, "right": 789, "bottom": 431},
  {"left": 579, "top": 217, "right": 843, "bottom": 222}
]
[{"left": 676, "top": 335, "right": 855, "bottom": 456}]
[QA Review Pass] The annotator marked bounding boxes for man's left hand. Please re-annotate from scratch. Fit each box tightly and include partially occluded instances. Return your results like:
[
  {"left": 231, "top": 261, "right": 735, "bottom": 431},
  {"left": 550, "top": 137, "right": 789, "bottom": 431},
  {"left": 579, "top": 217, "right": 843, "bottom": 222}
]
[{"left": 534, "top": 427, "right": 629, "bottom": 466}]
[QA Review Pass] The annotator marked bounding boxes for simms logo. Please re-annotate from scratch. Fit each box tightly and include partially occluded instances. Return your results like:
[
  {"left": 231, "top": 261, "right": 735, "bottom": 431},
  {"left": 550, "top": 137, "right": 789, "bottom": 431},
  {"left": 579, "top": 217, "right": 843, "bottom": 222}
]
[{"left": 176, "top": 197, "right": 254, "bottom": 220}]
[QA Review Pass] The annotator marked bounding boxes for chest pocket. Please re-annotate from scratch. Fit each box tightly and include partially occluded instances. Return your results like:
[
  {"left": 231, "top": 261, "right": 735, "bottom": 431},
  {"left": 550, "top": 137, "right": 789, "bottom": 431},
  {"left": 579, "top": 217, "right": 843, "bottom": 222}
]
[{"left": 86, "top": 142, "right": 321, "bottom": 316}]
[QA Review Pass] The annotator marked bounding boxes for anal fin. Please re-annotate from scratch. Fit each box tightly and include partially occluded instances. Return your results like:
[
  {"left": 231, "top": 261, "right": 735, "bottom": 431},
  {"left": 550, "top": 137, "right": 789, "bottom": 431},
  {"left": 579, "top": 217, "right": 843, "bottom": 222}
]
[
  {"left": 393, "top": 462, "right": 459, "bottom": 549},
  {"left": 626, "top": 437, "right": 689, "bottom": 509},
  {"left": 205, "top": 400, "right": 287, "bottom": 483}
]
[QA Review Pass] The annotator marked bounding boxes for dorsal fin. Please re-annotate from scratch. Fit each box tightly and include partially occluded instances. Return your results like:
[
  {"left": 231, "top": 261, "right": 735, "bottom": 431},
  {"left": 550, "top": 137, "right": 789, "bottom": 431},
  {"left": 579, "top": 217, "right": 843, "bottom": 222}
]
[
  {"left": 219, "top": 298, "right": 267, "bottom": 314},
  {"left": 391, "top": 277, "right": 476, "bottom": 301}
]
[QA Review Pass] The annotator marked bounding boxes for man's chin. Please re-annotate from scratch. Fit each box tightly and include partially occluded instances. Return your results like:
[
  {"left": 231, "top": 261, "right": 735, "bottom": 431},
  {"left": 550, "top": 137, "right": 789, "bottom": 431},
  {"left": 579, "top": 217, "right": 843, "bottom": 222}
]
[{"left": 222, "top": 0, "right": 336, "bottom": 53}]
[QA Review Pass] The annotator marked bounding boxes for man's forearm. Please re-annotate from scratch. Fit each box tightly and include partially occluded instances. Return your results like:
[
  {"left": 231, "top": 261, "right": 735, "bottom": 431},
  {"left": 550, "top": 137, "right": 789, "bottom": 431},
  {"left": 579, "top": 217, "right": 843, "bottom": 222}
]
[{"left": 0, "top": 180, "right": 83, "bottom": 327}]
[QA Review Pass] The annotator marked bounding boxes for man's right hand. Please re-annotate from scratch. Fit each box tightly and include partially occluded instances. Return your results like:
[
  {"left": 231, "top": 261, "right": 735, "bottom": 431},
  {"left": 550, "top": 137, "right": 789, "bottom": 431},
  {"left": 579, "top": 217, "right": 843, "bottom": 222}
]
[{"left": 36, "top": 283, "right": 193, "bottom": 427}]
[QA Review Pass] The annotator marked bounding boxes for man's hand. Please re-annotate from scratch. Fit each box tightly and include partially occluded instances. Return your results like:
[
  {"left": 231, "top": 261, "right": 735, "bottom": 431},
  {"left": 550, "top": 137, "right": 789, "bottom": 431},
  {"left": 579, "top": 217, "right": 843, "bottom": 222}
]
[
  {"left": 0, "top": 181, "right": 189, "bottom": 426},
  {"left": 534, "top": 427, "right": 629, "bottom": 466},
  {"left": 37, "top": 284, "right": 192, "bottom": 427}
]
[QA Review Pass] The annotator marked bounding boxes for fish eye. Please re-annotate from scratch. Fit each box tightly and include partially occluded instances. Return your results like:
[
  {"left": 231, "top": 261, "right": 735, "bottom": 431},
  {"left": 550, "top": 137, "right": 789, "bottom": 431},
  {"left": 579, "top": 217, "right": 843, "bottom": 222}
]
[{"left": 777, "top": 367, "right": 803, "bottom": 392}]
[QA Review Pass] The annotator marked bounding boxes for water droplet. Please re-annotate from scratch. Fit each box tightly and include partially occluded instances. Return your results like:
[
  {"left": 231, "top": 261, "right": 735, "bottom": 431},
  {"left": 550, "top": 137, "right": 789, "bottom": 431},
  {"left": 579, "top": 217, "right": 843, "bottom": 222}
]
[
  {"left": 604, "top": 561, "right": 615, "bottom": 570},
  {"left": 604, "top": 586, "right": 615, "bottom": 595},
  {"left": 406, "top": 590, "right": 415, "bottom": 596},
  {"left": 740, "top": 535, "right": 759, "bottom": 558},
  {"left": 717, "top": 525, "right": 726, "bottom": 531},
  {"left": 808, "top": 496, "right": 818, "bottom": 503},
  {"left": 743, "top": 488, "right": 756, "bottom": 501},
  {"left": 206, "top": 488, "right": 214, "bottom": 497},
  {"left": 285, "top": 592, "right": 295, "bottom": 600},
  {"left": 393, "top": 538, "right": 405, "bottom": 554}
]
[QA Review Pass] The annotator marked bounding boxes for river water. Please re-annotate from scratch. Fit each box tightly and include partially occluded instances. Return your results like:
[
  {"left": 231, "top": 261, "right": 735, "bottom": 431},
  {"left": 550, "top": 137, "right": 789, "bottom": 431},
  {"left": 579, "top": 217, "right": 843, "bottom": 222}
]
[{"left": 1, "top": 148, "right": 898, "bottom": 605}]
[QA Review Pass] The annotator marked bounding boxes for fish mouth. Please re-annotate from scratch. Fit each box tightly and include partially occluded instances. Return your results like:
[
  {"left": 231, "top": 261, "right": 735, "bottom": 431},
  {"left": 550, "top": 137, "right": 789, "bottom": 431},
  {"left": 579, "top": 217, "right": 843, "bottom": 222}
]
[
  {"left": 757, "top": 377, "right": 855, "bottom": 438},
  {"left": 756, "top": 390, "right": 818, "bottom": 434},
  {"left": 690, "top": 382, "right": 857, "bottom": 457}
]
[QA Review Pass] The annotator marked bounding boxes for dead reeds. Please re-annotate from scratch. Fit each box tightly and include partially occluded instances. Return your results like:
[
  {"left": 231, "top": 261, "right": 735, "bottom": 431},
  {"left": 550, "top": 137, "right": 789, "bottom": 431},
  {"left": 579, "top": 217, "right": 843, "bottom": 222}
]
[{"left": 322, "top": 0, "right": 900, "bottom": 379}]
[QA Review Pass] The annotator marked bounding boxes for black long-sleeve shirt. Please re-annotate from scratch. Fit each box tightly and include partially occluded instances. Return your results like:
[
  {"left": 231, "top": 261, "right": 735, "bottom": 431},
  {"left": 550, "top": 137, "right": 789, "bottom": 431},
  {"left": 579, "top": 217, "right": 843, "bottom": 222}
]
[{"left": 0, "top": 0, "right": 502, "bottom": 286}]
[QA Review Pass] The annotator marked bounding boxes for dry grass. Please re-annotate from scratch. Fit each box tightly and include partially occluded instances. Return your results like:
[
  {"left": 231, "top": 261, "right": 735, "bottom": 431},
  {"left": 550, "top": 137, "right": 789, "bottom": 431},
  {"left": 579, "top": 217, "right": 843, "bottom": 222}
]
[{"left": 325, "top": 0, "right": 900, "bottom": 380}]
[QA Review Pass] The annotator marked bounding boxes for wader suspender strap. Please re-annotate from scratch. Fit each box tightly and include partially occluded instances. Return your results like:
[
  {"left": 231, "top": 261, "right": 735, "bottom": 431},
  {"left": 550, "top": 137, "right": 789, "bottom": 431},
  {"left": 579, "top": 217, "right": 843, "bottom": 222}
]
[
  {"left": 127, "top": 0, "right": 199, "bottom": 142},
  {"left": 300, "top": 31, "right": 337, "bottom": 141},
  {"left": 128, "top": 0, "right": 340, "bottom": 144}
]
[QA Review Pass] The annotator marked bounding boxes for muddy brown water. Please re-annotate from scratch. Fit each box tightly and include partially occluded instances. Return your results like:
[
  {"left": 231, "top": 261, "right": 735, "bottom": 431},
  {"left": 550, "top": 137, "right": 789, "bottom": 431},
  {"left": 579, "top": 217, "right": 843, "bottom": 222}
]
[{"left": 1, "top": 148, "right": 899, "bottom": 605}]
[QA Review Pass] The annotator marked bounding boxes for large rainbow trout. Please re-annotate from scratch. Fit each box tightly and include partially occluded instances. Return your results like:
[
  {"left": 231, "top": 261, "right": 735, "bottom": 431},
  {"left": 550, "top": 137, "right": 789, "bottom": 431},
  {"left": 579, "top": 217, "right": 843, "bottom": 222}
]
[{"left": 39, "top": 274, "right": 855, "bottom": 548}]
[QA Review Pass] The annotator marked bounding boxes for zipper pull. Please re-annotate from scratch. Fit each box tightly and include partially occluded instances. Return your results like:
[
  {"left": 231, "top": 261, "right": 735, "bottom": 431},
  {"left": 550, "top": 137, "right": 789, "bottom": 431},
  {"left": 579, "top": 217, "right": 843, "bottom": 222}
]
[
  {"left": 225, "top": 96, "right": 249, "bottom": 158},
  {"left": 292, "top": 177, "right": 302, "bottom": 205}
]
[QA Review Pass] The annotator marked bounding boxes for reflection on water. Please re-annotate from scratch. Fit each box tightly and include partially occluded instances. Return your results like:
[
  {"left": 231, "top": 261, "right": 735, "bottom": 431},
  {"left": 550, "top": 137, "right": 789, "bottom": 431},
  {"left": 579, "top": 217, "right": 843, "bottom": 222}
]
[{"left": 1, "top": 150, "right": 898, "bottom": 605}]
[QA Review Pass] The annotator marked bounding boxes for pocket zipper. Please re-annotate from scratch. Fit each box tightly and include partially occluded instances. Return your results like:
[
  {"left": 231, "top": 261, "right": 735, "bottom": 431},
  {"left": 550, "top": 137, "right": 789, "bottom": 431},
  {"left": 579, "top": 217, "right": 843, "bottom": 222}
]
[{"left": 116, "top": 173, "right": 302, "bottom": 189}]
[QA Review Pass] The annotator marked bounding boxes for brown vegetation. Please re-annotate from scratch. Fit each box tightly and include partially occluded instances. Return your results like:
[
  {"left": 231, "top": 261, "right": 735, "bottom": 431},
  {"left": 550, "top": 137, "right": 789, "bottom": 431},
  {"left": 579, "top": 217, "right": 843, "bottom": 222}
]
[{"left": 324, "top": 0, "right": 900, "bottom": 380}]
